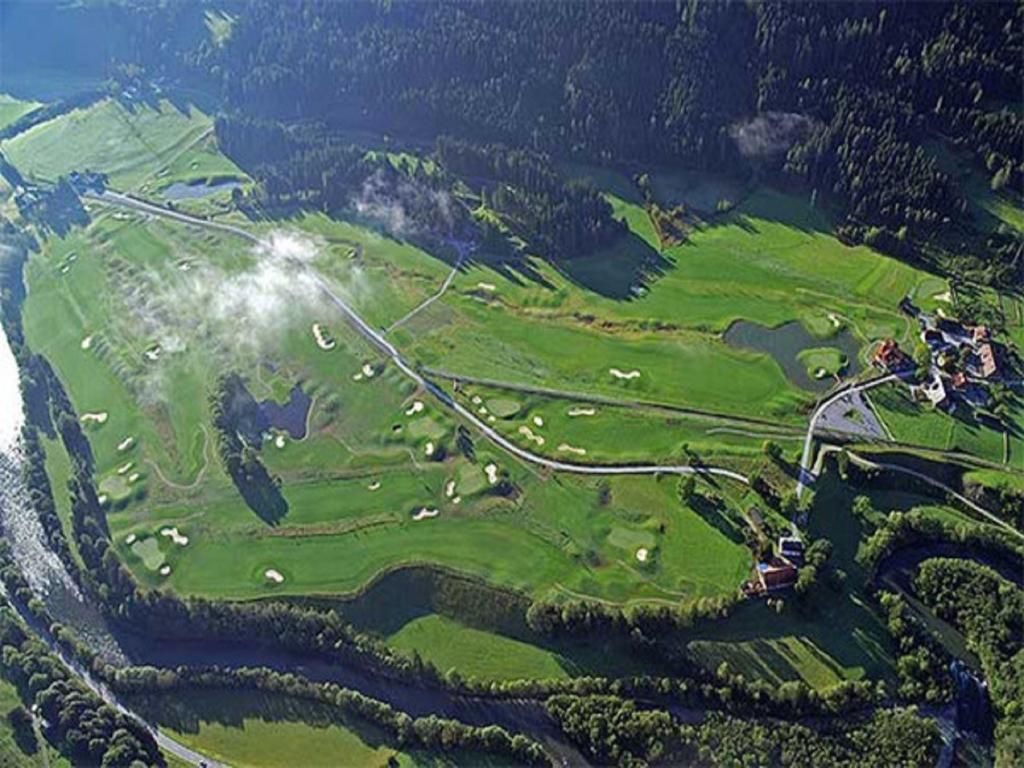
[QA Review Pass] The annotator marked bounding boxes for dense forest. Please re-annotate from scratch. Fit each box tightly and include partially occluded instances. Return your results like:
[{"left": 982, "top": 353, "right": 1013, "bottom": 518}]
[{"left": 185, "top": 1, "right": 1024, "bottom": 284}]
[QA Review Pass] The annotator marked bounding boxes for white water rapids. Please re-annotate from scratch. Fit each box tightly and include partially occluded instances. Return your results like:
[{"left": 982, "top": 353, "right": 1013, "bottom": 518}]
[{"left": 0, "top": 300, "right": 125, "bottom": 661}]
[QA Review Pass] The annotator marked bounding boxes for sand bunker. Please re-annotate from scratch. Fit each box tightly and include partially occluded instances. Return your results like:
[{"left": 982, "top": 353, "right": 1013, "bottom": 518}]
[
  {"left": 405, "top": 400, "right": 424, "bottom": 416},
  {"left": 312, "top": 323, "right": 336, "bottom": 350},
  {"left": 128, "top": 472, "right": 141, "bottom": 484},
  {"left": 477, "top": 406, "right": 488, "bottom": 415},
  {"left": 117, "top": 462, "right": 134, "bottom": 476},
  {"left": 97, "top": 494, "right": 108, "bottom": 505},
  {"left": 567, "top": 407, "right": 596, "bottom": 417},
  {"left": 487, "top": 415, "right": 496, "bottom": 423},
  {"left": 471, "top": 396, "right": 482, "bottom": 405},
  {"left": 361, "top": 363, "right": 376, "bottom": 378},
  {"left": 264, "top": 569, "right": 284, "bottom": 583},
  {"left": 828, "top": 313, "right": 842, "bottom": 328},
  {"left": 80, "top": 335, "right": 94, "bottom": 350},
  {"left": 160, "top": 527, "right": 189, "bottom": 546},
  {"left": 445, "top": 480, "right": 456, "bottom": 498},
  {"left": 80, "top": 412, "right": 108, "bottom": 425},
  {"left": 352, "top": 373, "right": 364, "bottom": 381},
  {"left": 117, "top": 436, "right": 135, "bottom": 452},
  {"left": 814, "top": 367, "right": 828, "bottom": 379},
  {"left": 557, "top": 443, "right": 587, "bottom": 455},
  {"left": 609, "top": 368, "right": 641, "bottom": 380},
  {"left": 274, "top": 434, "right": 286, "bottom": 448},
  {"left": 934, "top": 290, "right": 952, "bottom": 303},
  {"left": 412, "top": 507, "right": 440, "bottom": 521},
  {"left": 424, "top": 441, "right": 435, "bottom": 456},
  {"left": 367, "top": 480, "right": 381, "bottom": 491},
  {"left": 159, "top": 565, "right": 171, "bottom": 577},
  {"left": 636, "top": 548, "right": 649, "bottom": 563},
  {"left": 532, "top": 416, "right": 544, "bottom": 427},
  {"left": 452, "top": 496, "right": 461, "bottom": 505},
  {"left": 125, "top": 534, "right": 137, "bottom": 545},
  {"left": 144, "top": 346, "right": 161, "bottom": 362},
  {"left": 476, "top": 282, "right": 497, "bottom": 292},
  {"left": 485, "top": 463, "right": 499, "bottom": 485},
  {"left": 518, "top": 426, "right": 545, "bottom": 446}
]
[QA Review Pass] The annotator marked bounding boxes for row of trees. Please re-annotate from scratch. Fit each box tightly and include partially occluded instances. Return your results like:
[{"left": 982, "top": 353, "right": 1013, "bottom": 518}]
[
  {"left": 0, "top": 605, "right": 161, "bottom": 767},
  {"left": 210, "top": 373, "right": 288, "bottom": 525},
  {"left": 110, "top": 665, "right": 549, "bottom": 766},
  {"left": 914, "top": 558, "right": 1024, "bottom": 765},
  {"left": 545, "top": 693, "right": 941, "bottom": 768}
]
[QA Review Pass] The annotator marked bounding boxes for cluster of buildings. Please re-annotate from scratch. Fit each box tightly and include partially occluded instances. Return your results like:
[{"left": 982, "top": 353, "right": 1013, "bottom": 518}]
[
  {"left": 743, "top": 536, "right": 805, "bottom": 595},
  {"left": 872, "top": 297, "right": 1005, "bottom": 412}
]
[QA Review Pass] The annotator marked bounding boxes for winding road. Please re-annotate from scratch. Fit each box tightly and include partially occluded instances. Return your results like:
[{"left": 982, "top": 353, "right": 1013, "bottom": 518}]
[{"left": 86, "top": 190, "right": 750, "bottom": 486}]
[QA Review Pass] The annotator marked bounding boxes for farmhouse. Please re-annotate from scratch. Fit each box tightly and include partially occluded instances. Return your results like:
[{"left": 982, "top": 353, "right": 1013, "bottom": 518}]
[
  {"left": 756, "top": 559, "right": 799, "bottom": 592},
  {"left": 873, "top": 339, "right": 908, "bottom": 371},
  {"left": 974, "top": 343, "right": 1000, "bottom": 379}
]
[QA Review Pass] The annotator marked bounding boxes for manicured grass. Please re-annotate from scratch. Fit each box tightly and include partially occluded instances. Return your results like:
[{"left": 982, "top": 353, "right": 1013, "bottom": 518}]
[
  {"left": 388, "top": 614, "right": 571, "bottom": 681},
  {"left": 797, "top": 347, "right": 847, "bottom": 379}
]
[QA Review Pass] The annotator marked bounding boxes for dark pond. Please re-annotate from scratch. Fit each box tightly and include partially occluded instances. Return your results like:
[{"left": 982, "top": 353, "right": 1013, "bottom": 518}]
[
  {"left": 161, "top": 178, "right": 243, "bottom": 200},
  {"left": 723, "top": 320, "right": 863, "bottom": 392},
  {"left": 258, "top": 385, "right": 312, "bottom": 440}
]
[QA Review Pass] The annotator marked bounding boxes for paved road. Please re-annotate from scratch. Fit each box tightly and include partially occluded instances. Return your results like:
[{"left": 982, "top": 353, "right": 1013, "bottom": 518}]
[
  {"left": 88, "top": 190, "right": 750, "bottom": 486},
  {"left": 796, "top": 374, "right": 898, "bottom": 497}
]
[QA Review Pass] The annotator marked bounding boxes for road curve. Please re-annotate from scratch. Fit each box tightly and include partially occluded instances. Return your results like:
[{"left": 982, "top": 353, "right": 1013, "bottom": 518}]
[
  {"left": 796, "top": 374, "right": 898, "bottom": 497},
  {"left": 87, "top": 190, "right": 750, "bottom": 487}
]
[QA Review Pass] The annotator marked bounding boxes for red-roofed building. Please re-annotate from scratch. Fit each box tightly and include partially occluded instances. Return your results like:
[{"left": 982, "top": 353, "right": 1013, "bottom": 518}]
[
  {"left": 873, "top": 339, "right": 907, "bottom": 370},
  {"left": 756, "top": 559, "right": 798, "bottom": 592}
]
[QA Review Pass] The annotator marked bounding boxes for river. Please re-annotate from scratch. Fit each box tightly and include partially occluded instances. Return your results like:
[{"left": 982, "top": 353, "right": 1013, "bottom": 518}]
[{"left": 0, "top": 296, "right": 581, "bottom": 761}]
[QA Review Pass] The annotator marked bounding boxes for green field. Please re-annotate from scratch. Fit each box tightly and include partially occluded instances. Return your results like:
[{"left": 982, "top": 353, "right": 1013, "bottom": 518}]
[
  {"left": 0, "top": 94, "right": 40, "bottom": 130},
  {"left": 127, "top": 688, "right": 503, "bottom": 768},
  {"left": 2, "top": 97, "right": 244, "bottom": 192},
  {"left": 388, "top": 614, "right": 571, "bottom": 681}
]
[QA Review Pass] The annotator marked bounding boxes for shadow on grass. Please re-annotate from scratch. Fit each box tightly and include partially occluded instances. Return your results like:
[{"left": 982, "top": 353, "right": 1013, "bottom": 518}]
[
  {"left": 690, "top": 494, "right": 747, "bottom": 546},
  {"left": 554, "top": 229, "right": 671, "bottom": 300}
]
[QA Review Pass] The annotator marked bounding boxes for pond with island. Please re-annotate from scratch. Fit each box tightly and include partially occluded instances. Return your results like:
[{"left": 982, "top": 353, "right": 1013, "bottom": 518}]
[{"left": 724, "top": 320, "right": 863, "bottom": 392}]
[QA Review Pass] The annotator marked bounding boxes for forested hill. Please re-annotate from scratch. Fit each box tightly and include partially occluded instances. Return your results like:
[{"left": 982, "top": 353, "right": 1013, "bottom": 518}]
[{"left": 190, "top": 0, "right": 1022, "bottom": 286}]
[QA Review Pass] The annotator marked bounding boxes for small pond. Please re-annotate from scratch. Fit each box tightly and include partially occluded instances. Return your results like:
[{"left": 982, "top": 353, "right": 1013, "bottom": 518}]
[
  {"left": 723, "top": 320, "right": 863, "bottom": 392},
  {"left": 258, "top": 385, "right": 312, "bottom": 440},
  {"left": 161, "top": 178, "right": 243, "bottom": 200}
]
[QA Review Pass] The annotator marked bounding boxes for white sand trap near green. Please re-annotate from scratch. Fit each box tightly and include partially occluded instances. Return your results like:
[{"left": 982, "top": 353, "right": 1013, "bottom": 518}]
[
  {"left": 478, "top": 406, "right": 488, "bottom": 415},
  {"left": 828, "top": 313, "right": 842, "bottom": 328},
  {"left": 367, "top": 480, "right": 381, "bottom": 491},
  {"left": 485, "top": 463, "right": 499, "bottom": 485},
  {"left": 125, "top": 533, "right": 137, "bottom": 545},
  {"left": 160, "top": 527, "right": 189, "bottom": 546},
  {"left": 98, "top": 494, "right": 108, "bottom": 505},
  {"left": 361, "top": 363, "right": 376, "bottom": 378},
  {"left": 609, "top": 368, "right": 641, "bottom": 380},
  {"left": 934, "top": 290, "right": 952, "bottom": 303},
  {"left": 412, "top": 508, "right": 439, "bottom": 521},
  {"left": 264, "top": 569, "right": 284, "bottom": 583},
  {"left": 117, "top": 462, "right": 133, "bottom": 475},
  {"left": 476, "top": 282, "right": 496, "bottom": 291},
  {"left": 558, "top": 443, "right": 587, "bottom": 455},
  {"left": 405, "top": 400, "right": 424, "bottom": 416},
  {"left": 424, "top": 441, "right": 435, "bottom": 456},
  {"left": 471, "top": 395, "right": 482, "bottom": 405},
  {"left": 80, "top": 335, "right": 94, "bottom": 350},
  {"left": 532, "top": 415, "right": 544, "bottom": 427},
  {"left": 144, "top": 345, "right": 161, "bottom": 362},
  {"left": 117, "top": 436, "right": 135, "bottom": 452},
  {"left": 445, "top": 480, "right": 456, "bottom": 498},
  {"left": 487, "top": 415, "right": 496, "bottom": 423},
  {"left": 636, "top": 548, "right": 649, "bottom": 563},
  {"left": 518, "top": 426, "right": 545, "bottom": 446},
  {"left": 274, "top": 434, "right": 286, "bottom": 448},
  {"left": 567, "top": 407, "right": 597, "bottom": 417},
  {"left": 128, "top": 472, "right": 141, "bottom": 483},
  {"left": 80, "top": 412, "right": 108, "bottom": 425},
  {"left": 159, "top": 565, "right": 171, "bottom": 577},
  {"left": 312, "top": 323, "right": 336, "bottom": 350}
]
